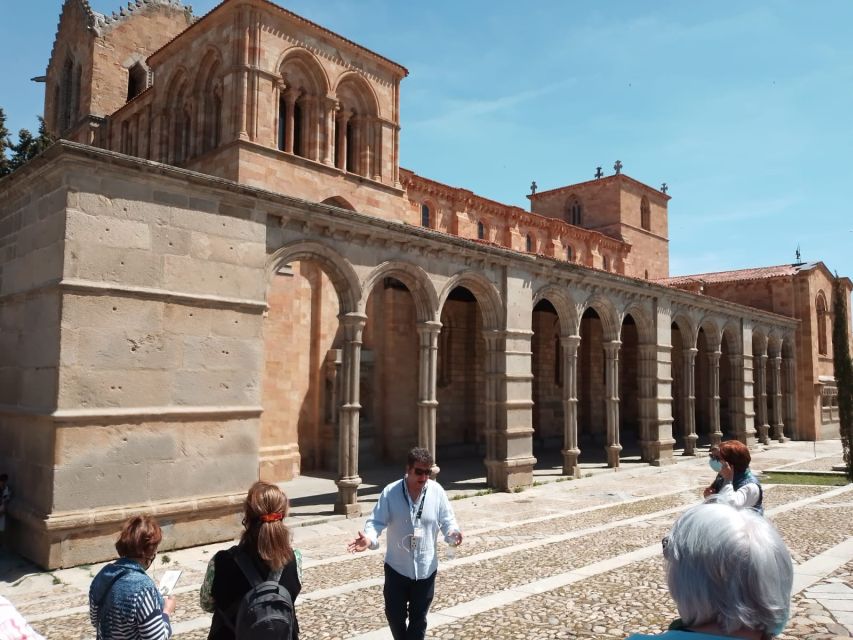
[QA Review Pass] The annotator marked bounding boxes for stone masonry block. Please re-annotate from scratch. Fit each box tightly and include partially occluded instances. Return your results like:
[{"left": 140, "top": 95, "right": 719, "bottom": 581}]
[
  {"left": 67, "top": 241, "right": 163, "bottom": 288},
  {"left": 181, "top": 335, "right": 263, "bottom": 372},
  {"left": 171, "top": 368, "right": 260, "bottom": 406},
  {"left": 66, "top": 209, "right": 152, "bottom": 251},
  {"left": 57, "top": 367, "right": 174, "bottom": 409}
]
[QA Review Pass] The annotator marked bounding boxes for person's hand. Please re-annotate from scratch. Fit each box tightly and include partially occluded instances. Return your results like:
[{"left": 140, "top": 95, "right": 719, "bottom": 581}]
[
  {"left": 720, "top": 460, "right": 734, "bottom": 482},
  {"left": 450, "top": 530, "right": 463, "bottom": 546},
  {"left": 702, "top": 486, "right": 714, "bottom": 499},
  {"left": 347, "top": 531, "right": 370, "bottom": 553},
  {"left": 163, "top": 596, "right": 176, "bottom": 616}
]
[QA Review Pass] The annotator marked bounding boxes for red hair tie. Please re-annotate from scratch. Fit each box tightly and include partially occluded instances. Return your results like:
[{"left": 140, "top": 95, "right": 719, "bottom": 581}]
[{"left": 259, "top": 512, "right": 284, "bottom": 523}]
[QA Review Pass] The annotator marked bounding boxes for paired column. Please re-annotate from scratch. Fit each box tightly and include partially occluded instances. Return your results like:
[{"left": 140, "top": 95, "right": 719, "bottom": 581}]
[
  {"left": 754, "top": 354, "right": 770, "bottom": 444},
  {"left": 603, "top": 340, "right": 622, "bottom": 468},
  {"left": 560, "top": 335, "right": 581, "bottom": 477},
  {"left": 335, "top": 108, "right": 351, "bottom": 170},
  {"left": 322, "top": 97, "right": 337, "bottom": 166},
  {"left": 334, "top": 312, "right": 367, "bottom": 516},
  {"left": 682, "top": 347, "right": 698, "bottom": 455},
  {"left": 708, "top": 350, "right": 723, "bottom": 445},
  {"left": 282, "top": 88, "right": 298, "bottom": 154},
  {"left": 770, "top": 355, "right": 788, "bottom": 442},
  {"left": 417, "top": 321, "right": 441, "bottom": 475}
]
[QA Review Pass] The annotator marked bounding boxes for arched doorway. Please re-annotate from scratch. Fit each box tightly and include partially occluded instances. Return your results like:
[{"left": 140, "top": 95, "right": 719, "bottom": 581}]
[{"left": 531, "top": 299, "right": 563, "bottom": 453}]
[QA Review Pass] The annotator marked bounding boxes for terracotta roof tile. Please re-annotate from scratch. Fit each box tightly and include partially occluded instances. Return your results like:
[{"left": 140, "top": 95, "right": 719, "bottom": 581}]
[{"left": 657, "top": 263, "right": 816, "bottom": 286}]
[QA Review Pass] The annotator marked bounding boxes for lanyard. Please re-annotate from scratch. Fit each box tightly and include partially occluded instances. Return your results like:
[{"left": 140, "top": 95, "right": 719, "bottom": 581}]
[{"left": 402, "top": 481, "right": 427, "bottom": 522}]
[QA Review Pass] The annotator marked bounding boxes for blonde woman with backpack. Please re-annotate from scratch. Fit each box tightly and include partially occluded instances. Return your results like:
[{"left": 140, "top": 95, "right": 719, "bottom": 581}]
[{"left": 200, "top": 482, "right": 302, "bottom": 640}]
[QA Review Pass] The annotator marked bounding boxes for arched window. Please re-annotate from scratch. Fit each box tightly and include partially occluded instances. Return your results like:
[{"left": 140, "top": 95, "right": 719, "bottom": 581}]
[
  {"left": 602, "top": 255, "right": 610, "bottom": 271},
  {"left": 127, "top": 62, "right": 148, "bottom": 102},
  {"left": 641, "top": 196, "right": 651, "bottom": 231},
  {"left": 421, "top": 203, "right": 431, "bottom": 228},
  {"left": 817, "top": 293, "right": 828, "bottom": 355},
  {"left": 566, "top": 245, "right": 573, "bottom": 262},
  {"left": 644, "top": 269, "right": 649, "bottom": 280},
  {"left": 567, "top": 197, "right": 583, "bottom": 226},
  {"left": 293, "top": 99, "right": 304, "bottom": 157},
  {"left": 477, "top": 220, "right": 485, "bottom": 240},
  {"left": 526, "top": 234, "right": 533, "bottom": 252}
]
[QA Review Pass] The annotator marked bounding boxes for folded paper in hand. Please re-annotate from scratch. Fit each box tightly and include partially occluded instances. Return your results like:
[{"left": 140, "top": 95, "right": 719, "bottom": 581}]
[{"left": 158, "top": 570, "right": 182, "bottom": 596}]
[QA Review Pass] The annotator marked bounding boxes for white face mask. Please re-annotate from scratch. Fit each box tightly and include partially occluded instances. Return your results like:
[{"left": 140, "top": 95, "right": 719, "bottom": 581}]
[{"left": 709, "top": 458, "right": 723, "bottom": 473}]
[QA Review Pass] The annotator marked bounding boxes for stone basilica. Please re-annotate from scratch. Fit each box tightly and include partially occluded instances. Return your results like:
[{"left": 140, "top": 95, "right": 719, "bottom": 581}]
[{"left": 0, "top": 0, "right": 850, "bottom": 567}]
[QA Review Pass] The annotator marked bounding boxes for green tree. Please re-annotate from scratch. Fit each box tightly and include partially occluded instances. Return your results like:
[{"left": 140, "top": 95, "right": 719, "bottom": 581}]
[
  {"left": 9, "top": 116, "right": 54, "bottom": 171},
  {"left": 832, "top": 276, "right": 853, "bottom": 481},
  {"left": 0, "top": 107, "right": 12, "bottom": 177}
]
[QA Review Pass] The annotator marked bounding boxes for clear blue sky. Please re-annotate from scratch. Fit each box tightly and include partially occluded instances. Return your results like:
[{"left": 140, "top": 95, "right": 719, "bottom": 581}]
[{"left": 2, "top": 1, "right": 852, "bottom": 279}]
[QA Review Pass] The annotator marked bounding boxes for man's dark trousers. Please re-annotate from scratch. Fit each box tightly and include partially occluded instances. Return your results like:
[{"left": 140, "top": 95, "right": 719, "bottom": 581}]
[{"left": 383, "top": 563, "right": 437, "bottom": 640}]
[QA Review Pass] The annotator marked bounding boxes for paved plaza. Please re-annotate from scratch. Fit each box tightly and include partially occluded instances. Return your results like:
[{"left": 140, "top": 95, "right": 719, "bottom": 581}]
[{"left": 2, "top": 440, "right": 851, "bottom": 640}]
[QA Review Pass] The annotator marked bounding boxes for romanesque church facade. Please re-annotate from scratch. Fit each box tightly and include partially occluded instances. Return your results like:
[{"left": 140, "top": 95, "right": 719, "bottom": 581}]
[{"left": 0, "top": 0, "right": 849, "bottom": 567}]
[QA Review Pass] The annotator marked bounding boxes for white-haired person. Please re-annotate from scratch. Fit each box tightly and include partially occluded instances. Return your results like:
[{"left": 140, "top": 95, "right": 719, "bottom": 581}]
[{"left": 627, "top": 502, "right": 793, "bottom": 640}]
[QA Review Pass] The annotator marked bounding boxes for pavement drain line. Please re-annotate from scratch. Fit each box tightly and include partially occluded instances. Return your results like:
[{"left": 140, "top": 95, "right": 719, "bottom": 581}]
[{"left": 26, "top": 483, "right": 853, "bottom": 634}]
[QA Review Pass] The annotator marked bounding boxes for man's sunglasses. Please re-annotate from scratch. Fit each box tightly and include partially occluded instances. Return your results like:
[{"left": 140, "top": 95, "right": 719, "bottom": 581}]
[{"left": 411, "top": 467, "right": 431, "bottom": 477}]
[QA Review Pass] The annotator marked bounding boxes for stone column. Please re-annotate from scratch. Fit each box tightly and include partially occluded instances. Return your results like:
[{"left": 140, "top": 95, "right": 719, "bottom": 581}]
[
  {"left": 482, "top": 329, "right": 536, "bottom": 490},
  {"left": 604, "top": 340, "right": 622, "bottom": 468},
  {"left": 783, "top": 354, "right": 798, "bottom": 440},
  {"left": 335, "top": 108, "right": 350, "bottom": 171},
  {"left": 323, "top": 97, "right": 336, "bottom": 166},
  {"left": 708, "top": 350, "right": 723, "bottom": 445},
  {"left": 755, "top": 354, "right": 770, "bottom": 444},
  {"left": 283, "top": 88, "right": 298, "bottom": 154},
  {"left": 683, "top": 347, "right": 698, "bottom": 455},
  {"left": 417, "top": 321, "right": 441, "bottom": 475},
  {"left": 770, "top": 355, "right": 788, "bottom": 442},
  {"left": 728, "top": 354, "right": 753, "bottom": 444},
  {"left": 334, "top": 312, "right": 367, "bottom": 516},
  {"left": 302, "top": 95, "right": 317, "bottom": 160},
  {"left": 352, "top": 115, "right": 363, "bottom": 176},
  {"left": 638, "top": 344, "right": 658, "bottom": 461},
  {"left": 560, "top": 335, "right": 581, "bottom": 477}
]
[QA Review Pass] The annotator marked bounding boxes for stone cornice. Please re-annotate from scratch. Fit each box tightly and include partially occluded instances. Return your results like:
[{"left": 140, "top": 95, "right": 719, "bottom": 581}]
[
  {"left": 3, "top": 141, "right": 799, "bottom": 332},
  {"left": 0, "top": 277, "right": 268, "bottom": 312},
  {"left": 0, "top": 405, "right": 263, "bottom": 422}
]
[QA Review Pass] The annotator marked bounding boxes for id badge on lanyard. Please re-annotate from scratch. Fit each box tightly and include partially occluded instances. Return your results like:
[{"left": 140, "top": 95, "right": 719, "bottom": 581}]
[{"left": 405, "top": 483, "right": 427, "bottom": 551}]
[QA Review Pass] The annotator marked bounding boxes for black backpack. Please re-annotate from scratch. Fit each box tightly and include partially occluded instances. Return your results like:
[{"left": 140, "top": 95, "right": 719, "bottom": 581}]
[{"left": 223, "top": 550, "right": 295, "bottom": 640}]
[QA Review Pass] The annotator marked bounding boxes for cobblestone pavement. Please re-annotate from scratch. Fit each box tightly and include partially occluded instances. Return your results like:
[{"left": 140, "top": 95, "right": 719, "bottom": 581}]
[{"left": 2, "top": 440, "right": 851, "bottom": 639}]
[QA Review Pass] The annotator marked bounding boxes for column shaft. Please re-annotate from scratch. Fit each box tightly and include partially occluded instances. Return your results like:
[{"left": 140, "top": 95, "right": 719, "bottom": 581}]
[
  {"left": 708, "top": 351, "right": 722, "bottom": 445},
  {"left": 561, "top": 335, "right": 580, "bottom": 477},
  {"left": 334, "top": 313, "right": 367, "bottom": 516},
  {"left": 417, "top": 321, "right": 441, "bottom": 475},
  {"left": 604, "top": 340, "right": 622, "bottom": 468}
]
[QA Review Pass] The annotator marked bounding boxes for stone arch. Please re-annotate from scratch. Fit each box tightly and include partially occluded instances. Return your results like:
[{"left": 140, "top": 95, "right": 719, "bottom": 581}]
[
  {"left": 751, "top": 328, "right": 769, "bottom": 356},
  {"left": 163, "top": 66, "right": 192, "bottom": 163},
  {"left": 620, "top": 302, "right": 655, "bottom": 345},
  {"left": 671, "top": 312, "right": 697, "bottom": 349},
  {"left": 720, "top": 321, "right": 743, "bottom": 355},
  {"left": 266, "top": 241, "right": 360, "bottom": 314},
  {"left": 767, "top": 333, "right": 783, "bottom": 358},
  {"left": 334, "top": 71, "right": 380, "bottom": 117},
  {"left": 321, "top": 196, "right": 357, "bottom": 211},
  {"left": 438, "top": 271, "right": 504, "bottom": 331},
  {"left": 195, "top": 48, "right": 224, "bottom": 154},
  {"left": 194, "top": 46, "right": 224, "bottom": 92},
  {"left": 580, "top": 295, "right": 620, "bottom": 341},
  {"left": 697, "top": 317, "right": 722, "bottom": 351},
  {"left": 360, "top": 261, "right": 439, "bottom": 323},
  {"left": 532, "top": 284, "right": 579, "bottom": 336},
  {"left": 279, "top": 47, "right": 330, "bottom": 95}
]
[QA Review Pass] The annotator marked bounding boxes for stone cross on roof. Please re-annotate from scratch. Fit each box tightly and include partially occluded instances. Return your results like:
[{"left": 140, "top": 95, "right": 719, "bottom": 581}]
[
  {"left": 613, "top": 160, "right": 622, "bottom": 175},
  {"left": 594, "top": 167, "right": 603, "bottom": 179},
  {"left": 530, "top": 181, "right": 537, "bottom": 195},
  {"left": 660, "top": 183, "right": 668, "bottom": 194}
]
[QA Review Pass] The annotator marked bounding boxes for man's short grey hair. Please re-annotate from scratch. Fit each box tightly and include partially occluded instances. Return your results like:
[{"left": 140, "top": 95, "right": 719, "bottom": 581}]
[
  {"left": 407, "top": 447, "right": 434, "bottom": 468},
  {"left": 663, "top": 502, "right": 793, "bottom": 637}
]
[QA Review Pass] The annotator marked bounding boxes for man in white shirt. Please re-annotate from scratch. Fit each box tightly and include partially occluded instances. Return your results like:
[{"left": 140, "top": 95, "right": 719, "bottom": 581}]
[{"left": 347, "top": 447, "right": 462, "bottom": 640}]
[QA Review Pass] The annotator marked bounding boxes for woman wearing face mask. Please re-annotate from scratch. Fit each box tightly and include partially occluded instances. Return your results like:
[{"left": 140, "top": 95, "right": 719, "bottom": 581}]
[
  {"left": 708, "top": 440, "right": 763, "bottom": 514},
  {"left": 89, "top": 515, "right": 175, "bottom": 640},
  {"left": 702, "top": 446, "right": 726, "bottom": 499},
  {"left": 626, "top": 502, "right": 793, "bottom": 639}
]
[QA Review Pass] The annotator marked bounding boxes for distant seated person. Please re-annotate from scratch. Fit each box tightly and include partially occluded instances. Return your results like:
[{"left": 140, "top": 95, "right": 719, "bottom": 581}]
[
  {"left": 627, "top": 502, "right": 793, "bottom": 640},
  {"left": 702, "top": 446, "right": 725, "bottom": 499},
  {"left": 708, "top": 440, "right": 763, "bottom": 514}
]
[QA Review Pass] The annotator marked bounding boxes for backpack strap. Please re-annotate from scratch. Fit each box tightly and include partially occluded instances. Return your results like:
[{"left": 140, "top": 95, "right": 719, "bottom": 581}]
[{"left": 233, "top": 548, "right": 265, "bottom": 587}]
